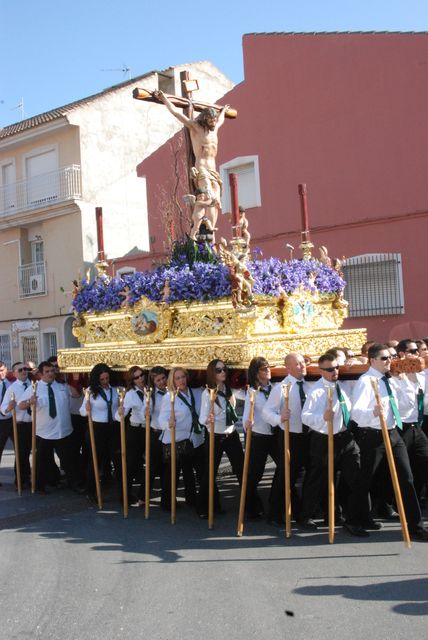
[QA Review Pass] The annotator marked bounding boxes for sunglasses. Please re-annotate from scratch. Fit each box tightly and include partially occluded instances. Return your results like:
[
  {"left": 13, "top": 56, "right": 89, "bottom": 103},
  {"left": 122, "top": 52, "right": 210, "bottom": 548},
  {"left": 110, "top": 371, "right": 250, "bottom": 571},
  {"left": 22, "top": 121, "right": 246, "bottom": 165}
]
[
  {"left": 17, "top": 367, "right": 31, "bottom": 373},
  {"left": 377, "top": 356, "right": 392, "bottom": 361},
  {"left": 406, "top": 349, "right": 419, "bottom": 355},
  {"left": 320, "top": 366, "right": 339, "bottom": 372},
  {"left": 133, "top": 373, "right": 144, "bottom": 381},
  {"left": 215, "top": 367, "right": 227, "bottom": 374}
]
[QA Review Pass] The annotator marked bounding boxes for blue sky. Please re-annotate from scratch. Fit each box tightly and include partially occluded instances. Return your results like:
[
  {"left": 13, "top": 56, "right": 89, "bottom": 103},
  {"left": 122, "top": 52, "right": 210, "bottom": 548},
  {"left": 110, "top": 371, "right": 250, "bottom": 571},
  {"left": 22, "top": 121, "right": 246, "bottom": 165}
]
[{"left": 1, "top": 0, "right": 428, "bottom": 127}]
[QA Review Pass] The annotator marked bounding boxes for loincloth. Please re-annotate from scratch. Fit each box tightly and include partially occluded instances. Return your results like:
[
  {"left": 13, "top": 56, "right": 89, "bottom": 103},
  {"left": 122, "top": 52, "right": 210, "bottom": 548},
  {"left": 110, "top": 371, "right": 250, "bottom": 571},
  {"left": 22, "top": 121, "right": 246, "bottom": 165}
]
[{"left": 190, "top": 167, "right": 222, "bottom": 205}]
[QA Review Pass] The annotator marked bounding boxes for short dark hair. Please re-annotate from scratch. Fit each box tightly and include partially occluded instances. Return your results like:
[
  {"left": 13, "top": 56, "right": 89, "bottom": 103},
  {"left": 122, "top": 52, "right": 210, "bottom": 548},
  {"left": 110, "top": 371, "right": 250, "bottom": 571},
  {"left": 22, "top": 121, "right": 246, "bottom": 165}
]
[
  {"left": 397, "top": 338, "right": 415, "bottom": 355},
  {"left": 368, "top": 343, "right": 389, "bottom": 360},
  {"left": 12, "top": 361, "right": 24, "bottom": 370},
  {"left": 318, "top": 353, "right": 336, "bottom": 367},
  {"left": 38, "top": 360, "right": 54, "bottom": 374}
]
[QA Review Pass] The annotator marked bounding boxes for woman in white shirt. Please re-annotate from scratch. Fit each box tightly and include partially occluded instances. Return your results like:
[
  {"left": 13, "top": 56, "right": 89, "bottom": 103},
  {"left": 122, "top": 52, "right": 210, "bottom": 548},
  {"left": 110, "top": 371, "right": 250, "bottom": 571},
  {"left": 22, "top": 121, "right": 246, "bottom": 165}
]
[
  {"left": 116, "top": 365, "right": 148, "bottom": 507},
  {"left": 80, "top": 363, "right": 119, "bottom": 495},
  {"left": 242, "top": 357, "right": 279, "bottom": 520},
  {"left": 196, "top": 359, "right": 244, "bottom": 518},
  {"left": 158, "top": 367, "right": 204, "bottom": 511}
]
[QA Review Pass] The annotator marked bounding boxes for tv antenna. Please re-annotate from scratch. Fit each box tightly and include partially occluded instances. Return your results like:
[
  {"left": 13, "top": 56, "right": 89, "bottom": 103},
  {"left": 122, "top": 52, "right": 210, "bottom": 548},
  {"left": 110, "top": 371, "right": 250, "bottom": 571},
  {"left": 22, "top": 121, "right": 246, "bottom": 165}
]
[
  {"left": 101, "top": 65, "right": 131, "bottom": 80},
  {"left": 11, "top": 97, "right": 25, "bottom": 120}
]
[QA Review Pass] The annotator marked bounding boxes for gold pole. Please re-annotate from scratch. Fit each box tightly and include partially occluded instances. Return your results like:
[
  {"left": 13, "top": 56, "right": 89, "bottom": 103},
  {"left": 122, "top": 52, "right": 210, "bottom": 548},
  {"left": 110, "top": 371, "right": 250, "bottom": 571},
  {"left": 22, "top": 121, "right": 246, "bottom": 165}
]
[
  {"left": 283, "top": 383, "right": 292, "bottom": 538},
  {"left": 85, "top": 389, "right": 103, "bottom": 510},
  {"left": 169, "top": 389, "right": 178, "bottom": 525},
  {"left": 208, "top": 386, "right": 218, "bottom": 530},
  {"left": 10, "top": 392, "right": 22, "bottom": 496},
  {"left": 144, "top": 387, "right": 152, "bottom": 520},
  {"left": 118, "top": 388, "right": 128, "bottom": 518},
  {"left": 31, "top": 381, "right": 37, "bottom": 494},
  {"left": 327, "top": 386, "right": 335, "bottom": 544},
  {"left": 237, "top": 387, "right": 256, "bottom": 537},
  {"left": 370, "top": 378, "right": 411, "bottom": 548}
]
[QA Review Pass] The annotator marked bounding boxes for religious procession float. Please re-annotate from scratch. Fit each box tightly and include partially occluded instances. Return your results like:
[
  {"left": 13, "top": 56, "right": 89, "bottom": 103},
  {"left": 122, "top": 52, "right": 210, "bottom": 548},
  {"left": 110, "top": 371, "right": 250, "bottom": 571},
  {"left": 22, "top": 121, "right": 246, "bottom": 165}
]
[{"left": 57, "top": 86, "right": 366, "bottom": 375}]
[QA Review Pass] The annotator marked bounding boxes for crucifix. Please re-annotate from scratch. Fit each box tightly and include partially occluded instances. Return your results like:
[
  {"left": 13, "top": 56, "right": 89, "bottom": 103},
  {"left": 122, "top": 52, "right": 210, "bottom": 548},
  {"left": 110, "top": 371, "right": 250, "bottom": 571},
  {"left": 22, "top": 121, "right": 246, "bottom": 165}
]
[
  {"left": 298, "top": 183, "right": 314, "bottom": 260},
  {"left": 133, "top": 78, "right": 237, "bottom": 244}
]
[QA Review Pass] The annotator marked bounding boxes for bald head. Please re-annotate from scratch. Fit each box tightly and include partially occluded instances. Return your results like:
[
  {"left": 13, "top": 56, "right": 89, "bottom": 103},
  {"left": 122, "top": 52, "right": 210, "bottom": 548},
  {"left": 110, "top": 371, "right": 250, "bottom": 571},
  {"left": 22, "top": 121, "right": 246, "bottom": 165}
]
[{"left": 284, "top": 352, "right": 306, "bottom": 380}]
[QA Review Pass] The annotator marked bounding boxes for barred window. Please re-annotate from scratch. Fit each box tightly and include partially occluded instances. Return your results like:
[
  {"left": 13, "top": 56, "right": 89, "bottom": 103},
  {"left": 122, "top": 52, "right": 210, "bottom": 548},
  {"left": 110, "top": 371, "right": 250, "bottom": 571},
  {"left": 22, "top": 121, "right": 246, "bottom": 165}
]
[
  {"left": 43, "top": 332, "right": 57, "bottom": 359},
  {"left": 21, "top": 336, "right": 39, "bottom": 365},
  {"left": 0, "top": 334, "right": 12, "bottom": 368},
  {"left": 342, "top": 253, "right": 405, "bottom": 317}
]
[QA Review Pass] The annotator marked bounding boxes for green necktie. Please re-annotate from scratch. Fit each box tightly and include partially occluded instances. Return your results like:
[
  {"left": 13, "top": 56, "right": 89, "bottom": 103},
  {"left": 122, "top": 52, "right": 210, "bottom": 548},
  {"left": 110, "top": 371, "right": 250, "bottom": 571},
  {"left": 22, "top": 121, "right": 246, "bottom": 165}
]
[
  {"left": 381, "top": 376, "right": 402, "bottom": 430},
  {"left": 47, "top": 382, "right": 57, "bottom": 419},
  {"left": 296, "top": 381, "right": 306, "bottom": 407},
  {"left": 417, "top": 387, "right": 424, "bottom": 428},
  {"left": 335, "top": 383, "right": 350, "bottom": 429}
]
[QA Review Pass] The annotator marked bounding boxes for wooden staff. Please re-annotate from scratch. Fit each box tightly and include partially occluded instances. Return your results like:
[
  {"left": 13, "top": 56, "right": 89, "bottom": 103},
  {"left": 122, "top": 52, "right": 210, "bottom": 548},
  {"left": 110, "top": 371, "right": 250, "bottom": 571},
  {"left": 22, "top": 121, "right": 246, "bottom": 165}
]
[
  {"left": 85, "top": 389, "right": 103, "bottom": 509},
  {"left": 370, "top": 378, "right": 411, "bottom": 548},
  {"left": 31, "top": 381, "right": 37, "bottom": 494},
  {"left": 282, "top": 382, "right": 292, "bottom": 538},
  {"left": 237, "top": 387, "right": 256, "bottom": 536},
  {"left": 327, "top": 386, "right": 335, "bottom": 544},
  {"left": 169, "top": 388, "right": 178, "bottom": 525},
  {"left": 144, "top": 387, "right": 152, "bottom": 520},
  {"left": 208, "top": 386, "right": 218, "bottom": 530},
  {"left": 10, "top": 392, "right": 22, "bottom": 496},
  {"left": 118, "top": 388, "right": 128, "bottom": 518}
]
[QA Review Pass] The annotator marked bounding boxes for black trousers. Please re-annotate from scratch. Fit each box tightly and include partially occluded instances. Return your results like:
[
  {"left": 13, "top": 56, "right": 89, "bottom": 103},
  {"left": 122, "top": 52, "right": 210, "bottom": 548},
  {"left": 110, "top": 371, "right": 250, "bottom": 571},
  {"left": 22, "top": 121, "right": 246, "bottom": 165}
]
[
  {"left": 197, "top": 430, "right": 244, "bottom": 515},
  {"left": 36, "top": 433, "right": 76, "bottom": 490},
  {"left": 348, "top": 427, "right": 424, "bottom": 530},
  {"left": 0, "top": 418, "right": 13, "bottom": 463},
  {"left": 269, "top": 430, "right": 309, "bottom": 521},
  {"left": 70, "top": 414, "right": 88, "bottom": 485},
  {"left": 126, "top": 426, "right": 164, "bottom": 502},
  {"left": 85, "top": 421, "right": 121, "bottom": 492},
  {"left": 400, "top": 422, "right": 428, "bottom": 498},
  {"left": 245, "top": 432, "right": 280, "bottom": 517},
  {"left": 300, "top": 430, "right": 360, "bottom": 521},
  {"left": 161, "top": 442, "right": 202, "bottom": 510},
  {"left": 12, "top": 422, "right": 32, "bottom": 485}
]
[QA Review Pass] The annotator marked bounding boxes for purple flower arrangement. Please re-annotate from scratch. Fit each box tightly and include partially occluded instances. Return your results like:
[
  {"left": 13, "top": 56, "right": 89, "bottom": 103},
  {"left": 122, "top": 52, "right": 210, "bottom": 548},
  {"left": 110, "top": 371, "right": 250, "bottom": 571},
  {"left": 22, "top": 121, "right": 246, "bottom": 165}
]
[{"left": 71, "top": 256, "right": 345, "bottom": 314}]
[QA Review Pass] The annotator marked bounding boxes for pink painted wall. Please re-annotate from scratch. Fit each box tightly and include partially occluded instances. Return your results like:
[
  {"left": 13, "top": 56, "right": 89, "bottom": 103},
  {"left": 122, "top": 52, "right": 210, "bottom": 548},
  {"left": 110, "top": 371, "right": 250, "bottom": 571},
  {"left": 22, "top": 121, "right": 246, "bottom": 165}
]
[{"left": 117, "top": 33, "right": 428, "bottom": 343}]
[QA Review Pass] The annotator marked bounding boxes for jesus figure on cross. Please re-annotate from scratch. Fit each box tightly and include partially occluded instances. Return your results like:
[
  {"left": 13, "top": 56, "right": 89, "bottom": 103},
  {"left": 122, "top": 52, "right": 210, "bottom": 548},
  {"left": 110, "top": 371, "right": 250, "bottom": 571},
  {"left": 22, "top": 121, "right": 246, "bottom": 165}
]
[{"left": 153, "top": 89, "right": 230, "bottom": 242}]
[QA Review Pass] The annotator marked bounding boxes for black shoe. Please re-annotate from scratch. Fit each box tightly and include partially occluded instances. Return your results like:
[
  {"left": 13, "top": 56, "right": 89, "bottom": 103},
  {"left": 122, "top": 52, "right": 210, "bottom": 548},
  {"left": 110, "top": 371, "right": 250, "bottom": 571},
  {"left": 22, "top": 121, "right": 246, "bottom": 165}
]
[
  {"left": 35, "top": 488, "right": 50, "bottom": 495},
  {"left": 378, "top": 507, "right": 399, "bottom": 520},
  {"left": 343, "top": 522, "right": 369, "bottom": 537},
  {"left": 198, "top": 512, "right": 208, "bottom": 520},
  {"left": 299, "top": 518, "right": 318, "bottom": 531},
  {"left": 247, "top": 511, "right": 264, "bottom": 521},
  {"left": 361, "top": 519, "right": 382, "bottom": 530},
  {"left": 409, "top": 528, "right": 428, "bottom": 541}
]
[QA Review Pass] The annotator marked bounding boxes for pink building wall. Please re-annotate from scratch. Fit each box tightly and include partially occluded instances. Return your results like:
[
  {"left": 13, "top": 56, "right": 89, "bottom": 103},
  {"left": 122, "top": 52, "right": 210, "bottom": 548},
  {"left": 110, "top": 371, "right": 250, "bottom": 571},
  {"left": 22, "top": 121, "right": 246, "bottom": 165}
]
[{"left": 117, "top": 33, "right": 428, "bottom": 343}]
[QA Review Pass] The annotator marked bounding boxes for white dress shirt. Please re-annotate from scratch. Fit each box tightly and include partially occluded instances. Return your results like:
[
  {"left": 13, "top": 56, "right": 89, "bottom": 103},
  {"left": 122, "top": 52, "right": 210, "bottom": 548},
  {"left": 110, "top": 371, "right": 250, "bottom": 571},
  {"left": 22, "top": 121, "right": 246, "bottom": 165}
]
[
  {"left": 390, "top": 373, "right": 425, "bottom": 423},
  {"left": 0, "top": 378, "right": 11, "bottom": 420},
  {"left": 79, "top": 386, "right": 119, "bottom": 422},
  {"left": 302, "top": 378, "right": 350, "bottom": 435},
  {"left": 351, "top": 368, "right": 400, "bottom": 430},
  {"left": 1, "top": 379, "right": 32, "bottom": 423},
  {"left": 158, "top": 388, "right": 204, "bottom": 447},
  {"left": 199, "top": 388, "right": 237, "bottom": 435},
  {"left": 21, "top": 380, "right": 72, "bottom": 439},
  {"left": 150, "top": 388, "right": 168, "bottom": 430},
  {"left": 262, "top": 375, "right": 310, "bottom": 433},
  {"left": 115, "top": 388, "right": 147, "bottom": 426},
  {"left": 242, "top": 384, "right": 277, "bottom": 435}
]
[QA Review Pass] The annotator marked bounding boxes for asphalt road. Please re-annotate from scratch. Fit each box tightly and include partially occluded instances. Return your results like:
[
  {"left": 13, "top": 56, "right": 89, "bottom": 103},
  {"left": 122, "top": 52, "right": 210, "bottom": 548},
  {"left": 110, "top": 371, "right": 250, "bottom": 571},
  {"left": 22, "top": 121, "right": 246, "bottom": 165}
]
[{"left": 0, "top": 445, "right": 427, "bottom": 640}]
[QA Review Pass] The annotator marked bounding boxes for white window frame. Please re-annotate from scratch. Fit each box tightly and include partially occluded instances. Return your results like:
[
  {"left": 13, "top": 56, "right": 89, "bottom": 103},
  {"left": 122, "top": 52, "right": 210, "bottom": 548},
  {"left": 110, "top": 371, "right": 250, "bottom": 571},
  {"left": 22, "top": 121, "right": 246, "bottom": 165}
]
[
  {"left": 116, "top": 266, "right": 136, "bottom": 278},
  {"left": 0, "top": 333, "right": 12, "bottom": 368},
  {"left": 0, "top": 157, "right": 17, "bottom": 212},
  {"left": 23, "top": 144, "right": 59, "bottom": 207},
  {"left": 219, "top": 155, "right": 261, "bottom": 212},
  {"left": 19, "top": 331, "right": 40, "bottom": 366},
  {"left": 42, "top": 329, "right": 58, "bottom": 360},
  {"left": 343, "top": 253, "right": 405, "bottom": 317}
]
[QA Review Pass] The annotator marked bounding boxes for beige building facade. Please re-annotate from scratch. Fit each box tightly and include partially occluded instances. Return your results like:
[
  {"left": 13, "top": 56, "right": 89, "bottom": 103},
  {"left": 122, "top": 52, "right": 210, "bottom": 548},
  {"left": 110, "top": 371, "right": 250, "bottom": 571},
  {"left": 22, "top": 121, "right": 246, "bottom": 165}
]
[{"left": 0, "top": 62, "right": 233, "bottom": 367}]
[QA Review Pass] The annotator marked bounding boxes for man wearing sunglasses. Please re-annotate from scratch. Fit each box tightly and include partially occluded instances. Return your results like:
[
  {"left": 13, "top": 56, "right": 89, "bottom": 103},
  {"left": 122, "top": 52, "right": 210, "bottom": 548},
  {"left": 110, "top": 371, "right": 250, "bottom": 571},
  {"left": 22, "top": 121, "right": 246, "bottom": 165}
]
[
  {"left": 299, "top": 354, "right": 360, "bottom": 532},
  {"left": 349, "top": 343, "right": 428, "bottom": 540},
  {"left": 1, "top": 362, "right": 33, "bottom": 489},
  {"left": 0, "top": 360, "right": 12, "bottom": 486},
  {"left": 392, "top": 339, "right": 428, "bottom": 506}
]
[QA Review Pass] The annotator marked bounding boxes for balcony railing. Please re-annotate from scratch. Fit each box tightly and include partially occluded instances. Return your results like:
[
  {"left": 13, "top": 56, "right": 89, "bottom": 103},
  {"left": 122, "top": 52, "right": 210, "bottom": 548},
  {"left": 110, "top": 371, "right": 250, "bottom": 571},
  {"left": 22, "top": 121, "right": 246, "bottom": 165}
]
[
  {"left": 18, "top": 261, "right": 47, "bottom": 298},
  {"left": 0, "top": 165, "right": 81, "bottom": 217}
]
